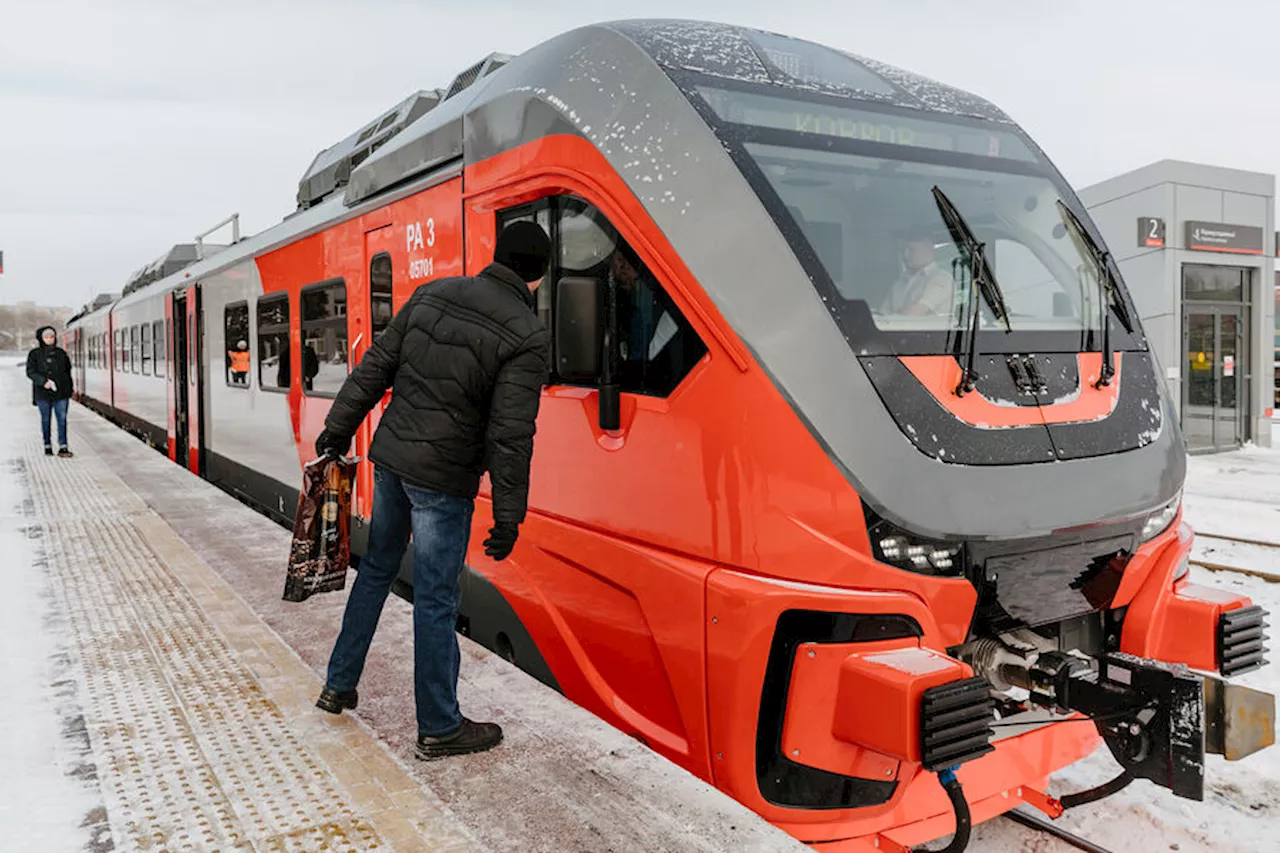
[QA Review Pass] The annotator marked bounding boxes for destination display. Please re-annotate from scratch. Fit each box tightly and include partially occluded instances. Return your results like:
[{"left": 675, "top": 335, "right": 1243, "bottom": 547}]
[{"left": 698, "top": 86, "right": 1037, "bottom": 162}]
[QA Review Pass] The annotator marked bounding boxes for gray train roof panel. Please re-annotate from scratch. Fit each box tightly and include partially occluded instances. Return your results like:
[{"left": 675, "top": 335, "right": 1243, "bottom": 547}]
[
  {"left": 608, "top": 19, "right": 1012, "bottom": 123},
  {"left": 297, "top": 90, "right": 444, "bottom": 209},
  {"left": 123, "top": 243, "right": 226, "bottom": 295}
]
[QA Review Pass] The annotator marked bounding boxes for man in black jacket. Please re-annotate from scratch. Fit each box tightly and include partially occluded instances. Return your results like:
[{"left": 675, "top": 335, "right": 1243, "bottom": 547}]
[
  {"left": 313, "top": 221, "right": 551, "bottom": 760},
  {"left": 26, "top": 326, "right": 75, "bottom": 457}
]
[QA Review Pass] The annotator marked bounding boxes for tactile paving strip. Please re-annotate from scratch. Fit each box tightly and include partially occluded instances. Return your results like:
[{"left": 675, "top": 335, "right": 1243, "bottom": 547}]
[{"left": 27, "top": 443, "right": 389, "bottom": 853}]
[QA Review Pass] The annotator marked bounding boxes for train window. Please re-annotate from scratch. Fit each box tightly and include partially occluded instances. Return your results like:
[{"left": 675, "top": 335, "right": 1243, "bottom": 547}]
[
  {"left": 498, "top": 205, "right": 554, "bottom": 329},
  {"left": 141, "top": 323, "right": 152, "bottom": 375},
  {"left": 257, "top": 294, "right": 290, "bottom": 392},
  {"left": 152, "top": 321, "right": 165, "bottom": 378},
  {"left": 554, "top": 197, "right": 707, "bottom": 397},
  {"left": 301, "top": 280, "right": 348, "bottom": 397},
  {"left": 129, "top": 326, "right": 138, "bottom": 373},
  {"left": 115, "top": 329, "right": 123, "bottom": 372},
  {"left": 370, "top": 254, "right": 393, "bottom": 341},
  {"left": 224, "top": 302, "right": 250, "bottom": 387}
]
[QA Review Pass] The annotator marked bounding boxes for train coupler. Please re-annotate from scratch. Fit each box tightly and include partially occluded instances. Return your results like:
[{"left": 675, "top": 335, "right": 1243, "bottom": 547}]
[{"left": 960, "top": 643, "right": 1275, "bottom": 802}]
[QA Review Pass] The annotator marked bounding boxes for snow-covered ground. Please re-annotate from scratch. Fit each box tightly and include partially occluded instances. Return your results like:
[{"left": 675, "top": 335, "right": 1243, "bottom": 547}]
[{"left": 0, "top": 377, "right": 108, "bottom": 851}]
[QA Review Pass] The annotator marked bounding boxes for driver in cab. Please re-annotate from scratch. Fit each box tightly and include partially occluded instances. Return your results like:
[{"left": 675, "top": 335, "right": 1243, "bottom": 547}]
[{"left": 879, "top": 232, "right": 955, "bottom": 317}]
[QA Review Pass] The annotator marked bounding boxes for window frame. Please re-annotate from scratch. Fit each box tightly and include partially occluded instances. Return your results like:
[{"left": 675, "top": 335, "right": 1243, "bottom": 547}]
[
  {"left": 369, "top": 252, "right": 394, "bottom": 343},
  {"left": 498, "top": 196, "right": 708, "bottom": 398},
  {"left": 300, "top": 278, "right": 349, "bottom": 399},
  {"left": 224, "top": 300, "right": 251, "bottom": 389},
  {"left": 140, "top": 322, "right": 152, "bottom": 375},
  {"left": 256, "top": 293, "right": 291, "bottom": 393},
  {"left": 152, "top": 320, "right": 165, "bottom": 378}
]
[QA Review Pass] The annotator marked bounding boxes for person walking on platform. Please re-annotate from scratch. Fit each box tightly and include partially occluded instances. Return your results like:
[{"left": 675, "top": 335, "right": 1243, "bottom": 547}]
[
  {"left": 27, "top": 326, "right": 75, "bottom": 458},
  {"left": 228, "top": 340, "right": 250, "bottom": 384},
  {"left": 313, "top": 221, "right": 551, "bottom": 760}
]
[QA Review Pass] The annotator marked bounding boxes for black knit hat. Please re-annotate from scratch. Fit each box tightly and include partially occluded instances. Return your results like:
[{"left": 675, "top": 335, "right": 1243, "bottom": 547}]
[{"left": 494, "top": 221, "right": 551, "bottom": 283}]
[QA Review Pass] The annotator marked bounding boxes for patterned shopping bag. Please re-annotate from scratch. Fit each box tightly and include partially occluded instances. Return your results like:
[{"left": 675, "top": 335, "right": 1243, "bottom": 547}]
[{"left": 283, "top": 455, "right": 357, "bottom": 602}]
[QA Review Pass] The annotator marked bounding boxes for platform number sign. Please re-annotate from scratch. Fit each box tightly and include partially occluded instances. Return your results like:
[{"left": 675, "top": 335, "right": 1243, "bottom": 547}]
[{"left": 1139, "top": 217, "right": 1166, "bottom": 248}]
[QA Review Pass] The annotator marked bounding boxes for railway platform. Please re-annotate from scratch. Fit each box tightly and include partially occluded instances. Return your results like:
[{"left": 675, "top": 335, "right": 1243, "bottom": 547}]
[{"left": 0, "top": 368, "right": 806, "bottom": 853}]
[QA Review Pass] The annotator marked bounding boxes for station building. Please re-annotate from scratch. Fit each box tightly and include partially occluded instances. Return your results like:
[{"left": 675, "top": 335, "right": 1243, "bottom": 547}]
[{"left": 1080, "top": 160, "right": 1276, "bottom": 452}]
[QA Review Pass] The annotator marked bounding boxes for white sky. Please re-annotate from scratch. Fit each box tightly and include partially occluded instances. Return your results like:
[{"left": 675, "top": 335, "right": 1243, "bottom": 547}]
[{"left": 1, "top": 0, "right": 1276, "bottom": 308}]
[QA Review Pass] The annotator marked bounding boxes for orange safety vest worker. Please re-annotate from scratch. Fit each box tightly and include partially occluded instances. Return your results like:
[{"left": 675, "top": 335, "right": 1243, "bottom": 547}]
[{"left": 229, "top": 349, "right": 250, "bottom": 373}]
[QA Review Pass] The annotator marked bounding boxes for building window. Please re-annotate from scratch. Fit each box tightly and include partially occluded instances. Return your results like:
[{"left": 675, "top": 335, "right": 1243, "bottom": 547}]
[
  {"left": 141, "top": 322, "right": 152, "bottom": 375},
  {"left": 370, "top": 253, "right": 394, "bottom": 342},
  {"left": 301, "top": 280, "right": 348, "bottom": 397},
  {"left": 224, "top": 302, "right": 250, "bottom": 387},
  {"left": 504, "top": 196, "right": 706, "bottom": 397},
  {"left": 257, "top": 294, "right": 290, "bottom": 392},
  {"left": 153, "top": 320, "right": 165, "bottom": 378}
]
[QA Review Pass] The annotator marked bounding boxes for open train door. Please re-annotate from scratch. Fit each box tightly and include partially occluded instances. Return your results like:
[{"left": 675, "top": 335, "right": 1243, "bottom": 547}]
[
  {"left": 167, "top": 284, "right": 204, "bottom": 474},
  {"left": 352, "top": 222, "right": 397, "bottom": 520},
  {"left": 164, "top": 291, "right": 182, "bottom": 462}
]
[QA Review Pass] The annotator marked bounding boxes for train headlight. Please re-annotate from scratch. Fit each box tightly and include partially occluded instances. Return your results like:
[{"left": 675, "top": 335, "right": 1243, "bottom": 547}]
[
  {"left": 867, "top": 510, "right": 965, "bottom": 576},
  {"left": 1140, "top": 494, "right": 1181, "bottom": 543}
]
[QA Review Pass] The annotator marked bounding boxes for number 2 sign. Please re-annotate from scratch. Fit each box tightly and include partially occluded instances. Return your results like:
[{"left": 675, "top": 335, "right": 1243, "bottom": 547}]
[{"left": 1138, "top": 217, "right": 1166, "bottom": 248}]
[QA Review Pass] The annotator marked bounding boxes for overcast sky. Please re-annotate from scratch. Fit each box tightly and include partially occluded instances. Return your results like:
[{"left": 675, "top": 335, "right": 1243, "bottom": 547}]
[{"left": 1, "top": 0, "right": 1275, "bottom": 308}]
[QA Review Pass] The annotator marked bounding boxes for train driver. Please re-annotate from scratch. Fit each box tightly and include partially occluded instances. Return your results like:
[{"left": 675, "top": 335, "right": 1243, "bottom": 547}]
[{"left": 879, "top": 230, "right": 956, "bottom": 318}]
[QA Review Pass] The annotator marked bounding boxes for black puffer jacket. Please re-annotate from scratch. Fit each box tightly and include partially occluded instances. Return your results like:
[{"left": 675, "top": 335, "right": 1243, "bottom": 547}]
[
  {"left": 325, "top": 263, "right": 550, "bottom": 525},
  {"left": 27, "top": 326, "right": 74, "bottom": 405}
]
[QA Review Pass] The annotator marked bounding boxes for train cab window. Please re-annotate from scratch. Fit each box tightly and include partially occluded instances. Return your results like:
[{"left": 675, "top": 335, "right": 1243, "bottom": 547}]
[
  {"left": 301, "top": 281, "right": 348, "bottom": 397},
  {"left": 370, "top": 254, "right": 393, "bottom": 341},
  {"left": 141, "top": 323, "right": 152, "bottom": 375},
  {"left": 224, "top": 302, "right": 250, "bottom": 387},
  {"left": 257, "top": 294, "right": 290, "bottom": 392},
  {"left": 553, "top": 197, "right": 707, "bottom": 396},
  {"left": 152, "top": 321, "right": 165, "bottom": 378},
  {"left": 498, "top": 205, "right": 554, "bottom": 329}
]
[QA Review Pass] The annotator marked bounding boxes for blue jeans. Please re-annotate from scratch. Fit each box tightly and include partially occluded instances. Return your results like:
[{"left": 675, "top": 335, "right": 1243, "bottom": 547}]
[
  {"left": 37, "top": 398, "right": 69, "bottom": 448},
  {"left": 326, "top": 466, "right": 475, "bottom": 737}
]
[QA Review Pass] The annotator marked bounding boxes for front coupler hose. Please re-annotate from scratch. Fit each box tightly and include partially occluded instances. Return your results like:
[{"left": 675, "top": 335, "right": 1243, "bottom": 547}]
[{"left": 914, "top": 767, "right": 971, "bottom": 853}]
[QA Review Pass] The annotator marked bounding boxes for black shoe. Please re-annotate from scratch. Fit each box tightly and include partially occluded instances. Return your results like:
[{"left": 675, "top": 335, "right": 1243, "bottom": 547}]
[
  {"left": 44, "top": 446, "right": 53, "bottom": 456},
  {"left": 415, "top": 718, "right": 503, "bottom": 760},
  {"left": 315, "top": 687, "right": 358, "bottom": 714},
  {"left": 57, "top": 447, "right": 73, "bottom": 458}
]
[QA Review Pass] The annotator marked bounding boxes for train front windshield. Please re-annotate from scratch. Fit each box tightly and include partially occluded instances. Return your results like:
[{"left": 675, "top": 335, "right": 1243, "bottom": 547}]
[{"left": 697, "top": 86, "right": 1141, "bottom": 355}]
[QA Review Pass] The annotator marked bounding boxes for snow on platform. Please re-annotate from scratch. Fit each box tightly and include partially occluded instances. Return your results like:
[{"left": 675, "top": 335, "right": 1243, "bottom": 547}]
[{"left": 0, "top": 366, "right": 805, "bottom": 852}]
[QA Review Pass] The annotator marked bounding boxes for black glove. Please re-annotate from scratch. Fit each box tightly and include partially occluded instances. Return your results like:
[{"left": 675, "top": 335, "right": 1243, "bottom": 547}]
[
  {"left": 315, "top": 429, "right": 351, "bottom": 459},
  {"left": 483, "top": 522, "right": 519, "bottom": 561}
]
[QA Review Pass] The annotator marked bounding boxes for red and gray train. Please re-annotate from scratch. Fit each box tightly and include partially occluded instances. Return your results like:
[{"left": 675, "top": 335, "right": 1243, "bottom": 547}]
[{"left": 66, "top": 20, "right": 1273, "bottom": 852}]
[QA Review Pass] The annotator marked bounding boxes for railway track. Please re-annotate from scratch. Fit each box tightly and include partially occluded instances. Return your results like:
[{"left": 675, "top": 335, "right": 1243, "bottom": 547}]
[
  {"left": 1003, "top": 808, "right": 1116, "bottom": 853},
  {"left": 1191, "top": 529, "right": 1280, "bottom": 582}
]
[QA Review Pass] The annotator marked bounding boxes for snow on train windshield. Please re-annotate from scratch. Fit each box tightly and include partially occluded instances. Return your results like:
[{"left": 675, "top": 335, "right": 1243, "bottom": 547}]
[{"left": 698, "top": 86, "right": 1133, "bottom": 353}]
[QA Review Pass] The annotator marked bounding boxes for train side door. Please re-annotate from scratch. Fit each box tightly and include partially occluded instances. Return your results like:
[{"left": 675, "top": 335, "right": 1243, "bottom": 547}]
[
  {"left": 184, "top": 283, "right": 204, "bottom": 474},
  {"left": 471, "top": 195, "right": 714, "bottom": 772},
  {"left": 167, "top": 292, "right": 188, "bottom": 463},
  {"left": 353, "top": 223, "right": 396, "bottom": 520}
]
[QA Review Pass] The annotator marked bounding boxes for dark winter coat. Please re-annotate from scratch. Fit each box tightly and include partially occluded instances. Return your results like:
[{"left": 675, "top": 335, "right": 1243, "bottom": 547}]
[
  {"left": 26, "top": 326, "right": 74, "bottom": 405},
  {"left": 324, "top": 263, "right": 550, "bottom": 525}
]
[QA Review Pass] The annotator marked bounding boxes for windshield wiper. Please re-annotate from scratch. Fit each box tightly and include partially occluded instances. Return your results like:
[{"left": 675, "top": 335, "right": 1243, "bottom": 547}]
[
  {"left": 931, "top": 185, "right": 1011, "bottom": 396},
  {"left": 1055, "top": 200, "right": 1134, "bottom": 388}
]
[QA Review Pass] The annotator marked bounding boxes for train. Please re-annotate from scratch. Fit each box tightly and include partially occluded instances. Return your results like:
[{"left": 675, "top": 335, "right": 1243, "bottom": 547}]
[{"left": 65, "top": 20, "right": 1273, "bottom": 852}]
